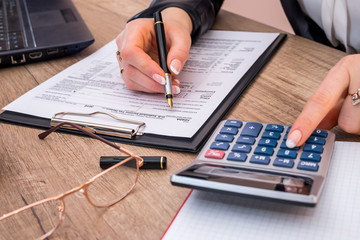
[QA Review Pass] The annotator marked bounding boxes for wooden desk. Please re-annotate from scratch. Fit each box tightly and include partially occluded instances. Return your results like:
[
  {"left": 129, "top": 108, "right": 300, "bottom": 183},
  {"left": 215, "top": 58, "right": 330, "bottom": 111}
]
[{"left": 0, "top": 0, "right": 358, "bottom": 239}]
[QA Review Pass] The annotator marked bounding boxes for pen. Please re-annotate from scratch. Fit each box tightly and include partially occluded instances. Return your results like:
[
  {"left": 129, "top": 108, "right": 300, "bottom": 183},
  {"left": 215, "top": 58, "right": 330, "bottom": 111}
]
[
  {"left": 154, "top": 11, "right": 173, "bottom": 109},
  {"left": 100, "top": 156, "right": 167, "bottom": 170}
]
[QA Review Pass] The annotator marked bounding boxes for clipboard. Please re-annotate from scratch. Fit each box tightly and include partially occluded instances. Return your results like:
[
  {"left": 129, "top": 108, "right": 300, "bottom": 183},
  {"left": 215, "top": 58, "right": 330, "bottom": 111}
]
[{"left": 0, "top": 34, "right": 286, "bottom": 152}]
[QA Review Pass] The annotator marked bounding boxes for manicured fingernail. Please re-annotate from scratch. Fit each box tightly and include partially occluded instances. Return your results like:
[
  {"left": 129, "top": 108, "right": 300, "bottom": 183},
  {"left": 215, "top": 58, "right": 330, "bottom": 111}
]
[
  {"left": 286, "top": 130, "right": 302, "bottom": 148},
  {"left": 173, "top": 86, "right": 180, "bottom": 94},
  {"left": 174, "top": 78, "right": 180, "bottom": 85},
  {"left": 153, "top": 74, "right": 166, "bottom": 85},
  {"left": 170, "top": 59, "right": 181, "bottom": 75}
]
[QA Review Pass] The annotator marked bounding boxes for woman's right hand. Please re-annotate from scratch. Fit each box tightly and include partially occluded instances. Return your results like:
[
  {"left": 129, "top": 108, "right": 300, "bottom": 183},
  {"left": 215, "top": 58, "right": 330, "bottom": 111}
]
[{"left": 115, "top": 7, "right": 193, "bottom": 94}]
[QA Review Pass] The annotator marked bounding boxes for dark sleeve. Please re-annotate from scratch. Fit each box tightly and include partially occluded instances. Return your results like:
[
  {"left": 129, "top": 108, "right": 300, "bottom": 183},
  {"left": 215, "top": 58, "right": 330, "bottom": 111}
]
[
  {"left": 280, "top": 0, "right": 335, "bottom": 49},
  {"left": 128, "top": 0, "right": 224, "bottom": 42}
]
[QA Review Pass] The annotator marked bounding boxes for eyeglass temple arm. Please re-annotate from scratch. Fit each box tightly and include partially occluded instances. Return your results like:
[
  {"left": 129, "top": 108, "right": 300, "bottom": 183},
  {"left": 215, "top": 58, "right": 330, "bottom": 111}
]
[{"left": 38, "top": 122, "right": 132, "bottom": 155}]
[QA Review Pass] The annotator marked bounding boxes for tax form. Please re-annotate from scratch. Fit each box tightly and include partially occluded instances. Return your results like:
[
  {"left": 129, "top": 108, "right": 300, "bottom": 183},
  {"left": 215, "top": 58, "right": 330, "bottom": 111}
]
[{"left": 3, "top": 31, "right": 279, "bottom": 138}]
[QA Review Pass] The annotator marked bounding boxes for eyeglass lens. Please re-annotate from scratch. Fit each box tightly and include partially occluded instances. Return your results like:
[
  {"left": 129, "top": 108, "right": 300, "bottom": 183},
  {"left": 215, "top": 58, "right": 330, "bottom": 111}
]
[
  {"left": 87, "top": 157, "right": 139, "bottom": 207},
  {"left": 0, "top": 199, "right": 63, "bottom": 240},
  {"left": 0, "top": 157, "right": 139, "bottom": 240}
]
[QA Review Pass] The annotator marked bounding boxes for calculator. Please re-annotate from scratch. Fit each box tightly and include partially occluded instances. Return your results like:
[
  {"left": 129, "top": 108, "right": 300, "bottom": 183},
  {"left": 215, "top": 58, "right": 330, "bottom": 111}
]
[{"left": 171, "top": 120, "right": 336, "bottom": 206}]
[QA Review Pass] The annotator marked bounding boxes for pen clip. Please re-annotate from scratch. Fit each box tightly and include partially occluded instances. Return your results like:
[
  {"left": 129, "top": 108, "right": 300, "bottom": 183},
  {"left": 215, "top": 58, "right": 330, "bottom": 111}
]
[{"left": 51, "top": 111, "right": 146, "bottom": 139}]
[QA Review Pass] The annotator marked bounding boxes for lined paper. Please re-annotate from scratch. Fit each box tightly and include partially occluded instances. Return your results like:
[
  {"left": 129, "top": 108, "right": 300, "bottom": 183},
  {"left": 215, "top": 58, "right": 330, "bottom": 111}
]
[{"left": 163, "top": 141, "right": 360, "bottom": 240}]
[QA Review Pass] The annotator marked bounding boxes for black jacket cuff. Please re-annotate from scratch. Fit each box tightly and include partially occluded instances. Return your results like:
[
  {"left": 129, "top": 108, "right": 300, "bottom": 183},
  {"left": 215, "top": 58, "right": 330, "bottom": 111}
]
[{"left": 128, "top": 0, "right": 224, "bottom": 42}]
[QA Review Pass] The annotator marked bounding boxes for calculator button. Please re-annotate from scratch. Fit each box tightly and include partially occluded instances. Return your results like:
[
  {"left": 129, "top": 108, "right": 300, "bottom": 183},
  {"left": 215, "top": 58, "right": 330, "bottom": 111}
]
[
  {"left": 224, "top": 120, "right": 243, "bottom": 128},
  {"left": 280, "top": 141, "right": 300, "bottom": 150},
  {"left": 210, "top": 142, "right": 230, "bottom": 151},
  {"left": 300, "top": 152, "right": 321, "bottom": 162},
  {"left": 283, "top": 127, "right": 292, "bottom": 139},
  {"left": 273, "top": 158, "right": 294, "bottom": 168},
  {"left": 236, "top": 136, "right": 255, "bottom": 145},
  {"left": 220, "top": 127, "right": 238, "bottom": 135},
  {"left": 258, "top": 138, "right": 277, "bottom": 147},
  {"left": 232, "top": 144, "right": 252, "bottom": 153},
  {"left": 306, "top": 136, "right": 326, "bottom": 145},
  {"left": 240, "top": 122, "right": 263, "bottom": 137},
  {"left": 277, "top": 149, "right": 297, "bottom": 159},
  {"left": 283, "top": 133, "right": 288, "bottom": 140},
  {"left": 265, "top": 124, "right": 284, "bottom": 132},
  {"left": 254, "top": 146, "right": 274, "bottom": 156},
  {"left": 312, "top": 129, "right": 328, "bottom": 138},
  {"left": 303, "top": 144, "right": 324, "bottom": 153},
  {"left": 262, "top": 131, "right": 281, "bottom": 140},
  {"left": 205, "top": 149, "right": 225, "bottom": 159},
  {"left": 250, "top": 155, "right": 270, "bottom": 165},
  {"left": 227, "top": 152, "right": 247, "bottom": 162},
  {"left": 297, "top": 161, "right": 319, "bottom": 172},
  {"left": 215, "top": 134, "right": 234, "bottom": 142}
]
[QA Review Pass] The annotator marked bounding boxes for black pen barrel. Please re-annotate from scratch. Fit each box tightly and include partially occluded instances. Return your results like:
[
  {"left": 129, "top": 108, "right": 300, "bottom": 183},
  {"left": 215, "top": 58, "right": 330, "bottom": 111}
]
[{"left": 154, "top": 11, "right": 170, "bottom": 73}]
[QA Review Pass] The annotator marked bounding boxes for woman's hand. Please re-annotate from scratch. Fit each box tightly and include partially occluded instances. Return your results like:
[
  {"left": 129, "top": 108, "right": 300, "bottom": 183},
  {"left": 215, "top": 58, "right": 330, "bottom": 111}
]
[
  {"left": 286, "top": 54, "right": 360, "bottom": 148},
  {"left": 115, "top": 7, "right": 193, "bottom": 94}
]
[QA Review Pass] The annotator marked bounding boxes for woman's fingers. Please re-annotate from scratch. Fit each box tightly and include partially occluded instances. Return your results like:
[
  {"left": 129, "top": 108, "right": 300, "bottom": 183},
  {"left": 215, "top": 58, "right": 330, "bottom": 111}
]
[{"left": 286, "top": 55, "right": 360, "bottom": 147}]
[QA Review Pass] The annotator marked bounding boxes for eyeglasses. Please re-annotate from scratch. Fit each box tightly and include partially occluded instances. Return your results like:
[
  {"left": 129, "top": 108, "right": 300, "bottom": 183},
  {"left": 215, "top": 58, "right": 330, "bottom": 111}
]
[{"left": 0, "top": 122, "right": 144, "bottom": 240}]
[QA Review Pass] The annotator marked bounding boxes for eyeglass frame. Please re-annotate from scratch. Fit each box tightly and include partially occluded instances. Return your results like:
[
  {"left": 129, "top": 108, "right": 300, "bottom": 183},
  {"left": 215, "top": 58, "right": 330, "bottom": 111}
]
[{"left": 0, "top": 122, "right": 144, "bottom": 239}]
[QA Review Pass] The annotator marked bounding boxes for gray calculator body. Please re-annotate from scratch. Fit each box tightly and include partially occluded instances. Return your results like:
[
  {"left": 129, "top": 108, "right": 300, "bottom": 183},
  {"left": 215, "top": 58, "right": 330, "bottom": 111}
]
[{"left": 171, "top": 120, "right": 336, "bottom": 206}]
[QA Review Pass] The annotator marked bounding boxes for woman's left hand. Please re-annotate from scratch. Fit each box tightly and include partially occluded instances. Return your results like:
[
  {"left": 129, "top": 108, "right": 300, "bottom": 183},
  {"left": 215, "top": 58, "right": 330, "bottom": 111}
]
[{"left": 286, "top": 54, "right": 360, "bottom": 148}]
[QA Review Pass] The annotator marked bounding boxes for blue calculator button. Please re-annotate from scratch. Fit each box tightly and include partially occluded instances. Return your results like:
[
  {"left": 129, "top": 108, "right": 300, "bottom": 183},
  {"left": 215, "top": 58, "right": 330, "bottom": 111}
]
[
  {"left": 250, "top": 155, "right": 271, "bottom": 165},
  {"left": 286, "top": 127, "right": 291, "bottom": 133},
  {"left": 277, "top": 149, "right": 297, "bottom": 159},
  {"left": 273, "top": 158, "right": 294, "bottom": 168},
  {"left": 227, "top": 152, "right": 247, "bottom": 162},
  {"left": 265, "top": 124, "right": 284, "bottom": 132},
  {"left": 236, "top": 136, "right": 255, "bottom": 145},
  {"left": 262, "top": 131, "right": 281, "bottom": 140},
  {"left": 297, "top": 161, "right": 319, "bottom": 172},
  {"left": 215, "top": 134, "right": 234, "bottom": 142},
  {"left": 220, "top": 127, "right": 238, "bottom": 135},
  {"left": 254, "top": 146, "right": 274, "bottom": 156},
  {"left": 224, "top": 120, "right": 243, "bottom": 128},
  {"left": 300, "top": 152, "right": 321, "bottom": 162},
  {"left": 210, "top": 142, "right": 230, "bottom": 150},
  {"left": 303, "top": 144, "right": 324, "bottom": 153},
  {"left": 232, "top": 144, "right": 252, "bottom": 153},
  {"left": 258, "top": 138, "right": 277, "bottom": 147},
  {"left": 312, "top": 129, "right": 328, "bottom": 138},
  {"left": 306, "top": 136, "right": 326, "bottom": 145},
  {"left": 241, "top": 122, "right": 263, "bottom": 137},
  {"left": 283, "top": 127, "right": 292, "bottom": 140},
  {"left": 280, "top": 141, "right": 300, "bottom": 150}
]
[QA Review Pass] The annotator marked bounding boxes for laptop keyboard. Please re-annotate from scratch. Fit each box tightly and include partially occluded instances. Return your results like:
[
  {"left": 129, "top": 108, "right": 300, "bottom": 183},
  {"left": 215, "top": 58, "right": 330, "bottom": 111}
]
[{"left": 0, "top": 0, "right": 25, "bottom": 51}]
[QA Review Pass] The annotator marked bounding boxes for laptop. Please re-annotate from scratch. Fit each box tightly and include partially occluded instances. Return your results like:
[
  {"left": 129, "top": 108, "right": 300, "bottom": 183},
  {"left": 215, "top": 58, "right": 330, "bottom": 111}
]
[{"left": 0, "top": 0, "right": 94, "bottom": 66}]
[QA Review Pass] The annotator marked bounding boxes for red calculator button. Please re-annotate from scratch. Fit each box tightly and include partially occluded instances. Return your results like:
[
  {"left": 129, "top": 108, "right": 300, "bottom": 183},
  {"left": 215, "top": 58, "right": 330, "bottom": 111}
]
[{"left": 205, "top": 149, "right": 225, "bottom": 159}]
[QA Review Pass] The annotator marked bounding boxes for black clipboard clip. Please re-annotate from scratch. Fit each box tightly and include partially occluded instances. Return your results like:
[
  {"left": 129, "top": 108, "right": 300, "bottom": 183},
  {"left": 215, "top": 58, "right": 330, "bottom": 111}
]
[{"left": 50, "top": 111, "right": 146, "bottom": 139}]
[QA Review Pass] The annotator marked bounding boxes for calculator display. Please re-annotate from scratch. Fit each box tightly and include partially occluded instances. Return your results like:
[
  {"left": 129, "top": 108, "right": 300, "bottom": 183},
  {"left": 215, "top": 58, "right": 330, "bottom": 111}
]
[{"left": 177, "top": 163, "right": 313, "bottom": 195}]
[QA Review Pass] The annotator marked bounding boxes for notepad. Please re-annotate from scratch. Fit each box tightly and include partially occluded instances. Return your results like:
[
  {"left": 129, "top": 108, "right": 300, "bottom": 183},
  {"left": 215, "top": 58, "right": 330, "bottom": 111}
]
[{"left": 162, "top": 141, "right": 360, "bottom": 240}]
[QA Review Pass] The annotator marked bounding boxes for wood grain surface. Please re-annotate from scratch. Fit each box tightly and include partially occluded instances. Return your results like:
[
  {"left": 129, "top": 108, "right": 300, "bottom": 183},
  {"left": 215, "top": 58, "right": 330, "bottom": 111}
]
[{"left": 0, "top": 0, "right": 358, "bottom": 239}]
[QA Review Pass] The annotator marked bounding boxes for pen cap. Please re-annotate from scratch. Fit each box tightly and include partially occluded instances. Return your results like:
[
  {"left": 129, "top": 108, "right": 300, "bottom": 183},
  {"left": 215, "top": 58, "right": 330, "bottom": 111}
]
[
  {"left": 100, "top": 156, "right": 167, "bottom": 170},
  {"left": 153, "top": 11, "right": 170, "bottom": 73},
  {"left": 141, "top": 156, "right": 167, "bottom": 169}
]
